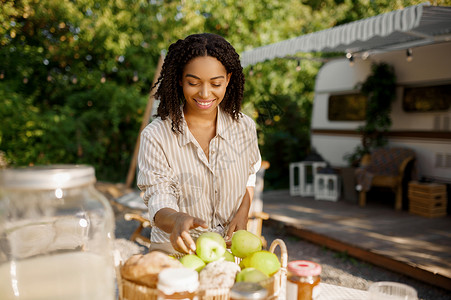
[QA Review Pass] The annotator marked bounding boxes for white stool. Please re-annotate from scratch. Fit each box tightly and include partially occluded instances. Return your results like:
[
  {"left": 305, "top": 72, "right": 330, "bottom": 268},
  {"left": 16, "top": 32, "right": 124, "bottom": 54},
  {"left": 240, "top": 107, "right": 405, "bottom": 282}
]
[
  {"left": 289, "top": 161, "right": 327, "bottom": 197},
  {"left": 314, "top": 173, "right": 341, "bottom": 201}
]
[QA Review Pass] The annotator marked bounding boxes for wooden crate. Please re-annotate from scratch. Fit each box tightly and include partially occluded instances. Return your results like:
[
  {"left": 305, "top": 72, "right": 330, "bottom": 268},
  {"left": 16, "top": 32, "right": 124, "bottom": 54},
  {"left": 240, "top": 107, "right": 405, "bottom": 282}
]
[
  {"left": 408, "top": 181, "right": 447, "bottom": 218},
  {"left": 408, "top": 181, "right": 446, "bottom": 194}
]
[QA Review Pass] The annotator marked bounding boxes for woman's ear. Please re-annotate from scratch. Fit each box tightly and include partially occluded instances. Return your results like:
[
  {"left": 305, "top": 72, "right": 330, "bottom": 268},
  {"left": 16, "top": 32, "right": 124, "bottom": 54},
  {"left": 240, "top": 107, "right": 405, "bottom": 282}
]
[{"left": 226, "top": 73, "right": 232, "bottom": 86}]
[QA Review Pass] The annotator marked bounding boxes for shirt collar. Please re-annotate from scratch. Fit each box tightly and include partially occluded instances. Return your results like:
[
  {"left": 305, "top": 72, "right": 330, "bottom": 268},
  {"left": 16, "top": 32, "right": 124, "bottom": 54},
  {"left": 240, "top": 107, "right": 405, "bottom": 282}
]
[
  {"left": 177, "top": 106, "right": 232, "bottom": 148},
  {"left": 216, "top": 106, "right": 233, "bottom": 141},
  {"left": 177, "top": 107, "right": 191, "bottom": 147}
]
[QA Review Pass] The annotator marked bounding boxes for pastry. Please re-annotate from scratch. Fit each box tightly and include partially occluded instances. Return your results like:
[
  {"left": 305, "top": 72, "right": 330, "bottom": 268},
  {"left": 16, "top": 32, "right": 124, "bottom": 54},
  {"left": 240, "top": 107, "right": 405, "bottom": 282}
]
[
  {"left": 121, "top": 250, "right": 183, "bottom": 288},
  {"left": 199, "top": 260, "right": 241, "bottom": 290}
]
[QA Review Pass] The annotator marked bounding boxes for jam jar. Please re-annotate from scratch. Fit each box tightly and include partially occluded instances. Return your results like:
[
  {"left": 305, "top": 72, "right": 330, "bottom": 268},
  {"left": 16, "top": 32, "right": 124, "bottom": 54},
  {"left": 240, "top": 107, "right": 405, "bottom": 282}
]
[
  {"left": 157, "top": 267, "right": 199, "bottom": 300},
  {"left": 286, "top": 260, "right": 321, "bottom": 300}
]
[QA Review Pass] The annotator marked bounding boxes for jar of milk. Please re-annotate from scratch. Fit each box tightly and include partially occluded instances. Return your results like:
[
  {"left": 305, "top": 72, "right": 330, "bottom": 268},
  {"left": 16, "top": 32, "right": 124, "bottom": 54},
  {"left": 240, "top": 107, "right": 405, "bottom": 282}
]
[{"left": 0, "top": 165, "right": 116, "bottom": 300}]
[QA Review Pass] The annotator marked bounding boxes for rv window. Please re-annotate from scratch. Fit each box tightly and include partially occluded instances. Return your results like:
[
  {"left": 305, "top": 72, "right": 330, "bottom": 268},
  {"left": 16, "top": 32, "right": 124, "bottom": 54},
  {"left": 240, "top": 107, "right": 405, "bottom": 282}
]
[
  {"left": 328, "top": 93, "right": 367, "bottom": 121},
  {"left": 403, "top": 84, "right": 451, "bottom": 112}
]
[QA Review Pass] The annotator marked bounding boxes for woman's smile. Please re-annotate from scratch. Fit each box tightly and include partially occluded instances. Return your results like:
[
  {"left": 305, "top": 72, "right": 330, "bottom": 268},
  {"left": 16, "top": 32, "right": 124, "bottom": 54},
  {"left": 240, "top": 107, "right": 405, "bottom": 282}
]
[
  {"left": 194, "top": 98, "right": 215, "bottom": 108},
  {"left": 181, "top": 56, "right": 231, "bottom": 116}
]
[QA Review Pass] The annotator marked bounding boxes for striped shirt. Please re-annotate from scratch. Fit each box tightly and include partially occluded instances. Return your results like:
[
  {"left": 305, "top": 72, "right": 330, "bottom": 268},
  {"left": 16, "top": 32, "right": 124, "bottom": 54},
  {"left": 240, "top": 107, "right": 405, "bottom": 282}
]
[{"left": 137, "top": 106, "right": 261, "bottom": 243}]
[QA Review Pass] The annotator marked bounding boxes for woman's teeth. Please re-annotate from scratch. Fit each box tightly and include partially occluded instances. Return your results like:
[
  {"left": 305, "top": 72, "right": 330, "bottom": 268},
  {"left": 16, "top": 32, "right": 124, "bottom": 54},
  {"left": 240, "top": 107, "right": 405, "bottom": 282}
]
[{"left": 196, "top": 100, "right": 213, "bottom": 106}]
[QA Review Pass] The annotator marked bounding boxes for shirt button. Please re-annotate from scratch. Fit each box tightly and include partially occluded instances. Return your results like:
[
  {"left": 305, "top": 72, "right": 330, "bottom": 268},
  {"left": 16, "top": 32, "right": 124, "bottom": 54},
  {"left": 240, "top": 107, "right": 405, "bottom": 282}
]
[
  {"left": 215, "top": 190, "right": 218, "bottom": 193},
  {"left": 211, "top": 150, "right": 215, "bottom": 154}
]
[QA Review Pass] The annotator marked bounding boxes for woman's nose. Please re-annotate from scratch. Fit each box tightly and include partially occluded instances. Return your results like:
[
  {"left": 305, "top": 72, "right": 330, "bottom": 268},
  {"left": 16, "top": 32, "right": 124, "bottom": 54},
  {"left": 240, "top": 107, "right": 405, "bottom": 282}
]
[{"left": 199, "top": 84, "right": 210, "bottom": 98}]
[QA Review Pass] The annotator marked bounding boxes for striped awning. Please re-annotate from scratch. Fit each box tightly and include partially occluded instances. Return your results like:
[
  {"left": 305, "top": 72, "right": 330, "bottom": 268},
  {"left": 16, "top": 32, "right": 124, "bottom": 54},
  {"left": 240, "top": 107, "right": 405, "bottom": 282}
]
[{"left": 240, "top": 3, "right": 451, "bottom": 67}]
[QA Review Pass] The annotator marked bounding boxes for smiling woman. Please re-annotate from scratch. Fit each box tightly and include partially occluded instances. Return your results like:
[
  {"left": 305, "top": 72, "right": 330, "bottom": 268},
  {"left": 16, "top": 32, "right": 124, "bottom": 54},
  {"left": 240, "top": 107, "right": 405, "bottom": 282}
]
[
  {"left": 181, "top": 56, "right": 232, "bottom": 159},
  {"left": 137, "top": 33, "right": 261, "bottom": 256}
]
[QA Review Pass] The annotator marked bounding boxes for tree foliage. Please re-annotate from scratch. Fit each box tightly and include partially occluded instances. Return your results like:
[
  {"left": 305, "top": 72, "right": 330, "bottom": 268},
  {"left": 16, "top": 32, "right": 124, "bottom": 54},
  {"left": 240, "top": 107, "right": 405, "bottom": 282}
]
[
  {"left": 1, "top": 0, "right": 157, "bottom": 181},
  {"left": 2, "top": 0, "right": 448, "bottom": 187}
]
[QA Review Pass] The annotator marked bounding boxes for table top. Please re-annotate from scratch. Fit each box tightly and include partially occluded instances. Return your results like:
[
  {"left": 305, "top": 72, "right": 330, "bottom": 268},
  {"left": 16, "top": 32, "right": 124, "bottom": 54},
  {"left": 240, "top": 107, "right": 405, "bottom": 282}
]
[{"left": 319, "top": 283, "right": 369, "bottom": 300}]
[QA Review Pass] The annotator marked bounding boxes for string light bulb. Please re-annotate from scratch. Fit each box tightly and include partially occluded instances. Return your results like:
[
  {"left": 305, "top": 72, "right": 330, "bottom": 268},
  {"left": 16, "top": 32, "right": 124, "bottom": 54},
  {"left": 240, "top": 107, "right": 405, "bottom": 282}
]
[
  {"left": 100, "top": 73, "right": 106, "bottom": 83},
  {"left": 406, "top": 48, "right": 413, "bottom": 62},
  {"left": 133, "top": 71, "right": 139, "bottom": 82},
  {"left": 249, "top": 66, "right": 254, "bottom": 76},
  {"left": 296, "top": 60, "right": 301, "bottom": 72},
  {"left": 346, "top": 52, "right": 354, "bottom": 66},
  {"left": 362, "top": 52, "right": 370, "bottom": 60},
  {"left": 0, "top": 70, "right": 4, "bottom": 79}
]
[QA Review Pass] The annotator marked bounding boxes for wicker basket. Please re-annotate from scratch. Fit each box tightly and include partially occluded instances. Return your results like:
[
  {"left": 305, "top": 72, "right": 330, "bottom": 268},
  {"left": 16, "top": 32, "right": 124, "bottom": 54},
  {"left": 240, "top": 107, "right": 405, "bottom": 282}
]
[
  {"left": 118, "top": 239, "right": 288, "bottom": 300},
  {"left": 121, "top": 279, "right": 158, "bottom": 300}
]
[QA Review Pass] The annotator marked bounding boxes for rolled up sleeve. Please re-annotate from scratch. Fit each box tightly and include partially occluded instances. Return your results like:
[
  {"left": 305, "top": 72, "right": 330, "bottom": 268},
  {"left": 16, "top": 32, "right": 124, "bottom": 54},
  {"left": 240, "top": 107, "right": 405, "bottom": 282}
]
[
  {"left": 246, "top": 119, "right": 261, "bottom": 187},
  {"left": 137, "top": 129, "right": 180, "bottom": 226}
]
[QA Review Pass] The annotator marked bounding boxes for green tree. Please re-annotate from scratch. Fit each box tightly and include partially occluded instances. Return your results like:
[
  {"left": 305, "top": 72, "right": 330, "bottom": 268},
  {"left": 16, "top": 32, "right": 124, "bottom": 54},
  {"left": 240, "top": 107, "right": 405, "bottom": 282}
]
[
  {"left": 0, "top": 0, "right": 159, "bottom": 181},
  {"left": 2, "top": 0, "right": 445, "bottom": 187}
]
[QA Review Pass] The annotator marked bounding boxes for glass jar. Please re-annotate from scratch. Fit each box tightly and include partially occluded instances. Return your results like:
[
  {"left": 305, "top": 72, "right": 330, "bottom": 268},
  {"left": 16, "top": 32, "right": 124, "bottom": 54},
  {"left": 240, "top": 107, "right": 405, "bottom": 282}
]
[
  {"left": 286, "top": 260, "right": 321, "bottom": 300},
  {"left": 0, "top": 165, "right": 116, "bottom": 300},
  {"left": 157, "top": 267, "right": 199, "bottom": 300},
  {"left": 230, "top": 282, "right": 268, "bottom": 300}
]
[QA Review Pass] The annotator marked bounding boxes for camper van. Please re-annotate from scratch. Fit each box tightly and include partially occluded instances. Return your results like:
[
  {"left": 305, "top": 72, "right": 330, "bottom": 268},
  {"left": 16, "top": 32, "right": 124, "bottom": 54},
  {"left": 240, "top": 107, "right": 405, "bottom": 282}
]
[{"left": 310, "top": 41, "right": 451, "bottom": 183}]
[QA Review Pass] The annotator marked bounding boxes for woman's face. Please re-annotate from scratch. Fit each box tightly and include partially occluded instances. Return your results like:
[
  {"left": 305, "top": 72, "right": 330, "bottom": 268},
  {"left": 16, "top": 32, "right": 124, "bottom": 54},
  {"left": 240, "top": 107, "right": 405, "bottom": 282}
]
[{"left": 181, "top": 55, "right": 231, "bottom": 117}]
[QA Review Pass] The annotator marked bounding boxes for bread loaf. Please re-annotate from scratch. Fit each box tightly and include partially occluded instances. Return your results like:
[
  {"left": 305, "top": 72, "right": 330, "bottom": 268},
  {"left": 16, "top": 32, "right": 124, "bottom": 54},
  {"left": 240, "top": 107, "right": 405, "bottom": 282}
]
[{"left": 121, "top": 250, "right": 183, "bottom": 288}]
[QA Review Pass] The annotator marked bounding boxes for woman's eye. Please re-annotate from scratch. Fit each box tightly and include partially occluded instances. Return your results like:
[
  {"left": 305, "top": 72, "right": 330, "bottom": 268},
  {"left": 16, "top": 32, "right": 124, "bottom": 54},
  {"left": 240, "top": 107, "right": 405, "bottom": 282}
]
[{"left": 186, "top": 81, "right": 221, "bottom": 87}]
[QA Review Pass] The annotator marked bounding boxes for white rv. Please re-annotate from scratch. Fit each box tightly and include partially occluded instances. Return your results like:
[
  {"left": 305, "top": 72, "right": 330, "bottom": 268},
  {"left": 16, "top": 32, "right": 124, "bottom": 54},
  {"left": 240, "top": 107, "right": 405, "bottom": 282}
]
[
  {"left": 239, "top": 4, "right": 451, "bottom": 183},
  {"left": 311, "top": 42, "right": 451, "bottom": 183}
]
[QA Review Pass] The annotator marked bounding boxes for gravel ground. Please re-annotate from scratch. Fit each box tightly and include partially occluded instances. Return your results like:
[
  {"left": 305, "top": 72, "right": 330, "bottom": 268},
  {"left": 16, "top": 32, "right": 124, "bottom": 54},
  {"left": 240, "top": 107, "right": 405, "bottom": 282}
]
[
  {"left": 261, "top": 222, "right": 451, "bottom": 300},
  {"left": 114, "top": 214, "right": 451, "bottom": 300}
]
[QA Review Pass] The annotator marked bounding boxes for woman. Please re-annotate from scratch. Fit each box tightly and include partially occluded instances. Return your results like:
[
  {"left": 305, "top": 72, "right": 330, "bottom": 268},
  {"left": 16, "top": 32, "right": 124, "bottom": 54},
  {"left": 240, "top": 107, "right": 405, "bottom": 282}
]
[{"left": 137, "top": 33, "right": 261, "bottom": 254}]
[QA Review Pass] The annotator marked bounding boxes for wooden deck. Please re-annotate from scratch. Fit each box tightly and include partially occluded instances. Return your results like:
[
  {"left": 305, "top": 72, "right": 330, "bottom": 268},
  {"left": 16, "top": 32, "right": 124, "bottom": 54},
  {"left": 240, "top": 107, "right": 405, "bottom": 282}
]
[{"left": 261, "top": 190, "right": 451, "bottom": 291}]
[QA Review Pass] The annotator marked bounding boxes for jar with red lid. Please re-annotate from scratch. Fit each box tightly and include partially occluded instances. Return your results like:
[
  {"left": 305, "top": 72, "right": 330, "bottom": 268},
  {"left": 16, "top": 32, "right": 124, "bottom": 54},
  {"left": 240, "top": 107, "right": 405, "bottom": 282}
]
[{"left": 286, "top": 260, "right": 321, "bottom": 300}]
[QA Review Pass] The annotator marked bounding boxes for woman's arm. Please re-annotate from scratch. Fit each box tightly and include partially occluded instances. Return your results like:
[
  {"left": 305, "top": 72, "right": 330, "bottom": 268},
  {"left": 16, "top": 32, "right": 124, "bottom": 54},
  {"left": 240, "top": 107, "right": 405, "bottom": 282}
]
[
  {"left": 154, "top": 208, "right": 207, "bottom": 254},
  {"left": 225, "top": 122, "right": 260, "bottom": 241},
  {"left": 225, "top": 186, "right": 254, "bottom": 242},
  {"left": 138, "top": 126, "right": 208, "bottom": 254}
]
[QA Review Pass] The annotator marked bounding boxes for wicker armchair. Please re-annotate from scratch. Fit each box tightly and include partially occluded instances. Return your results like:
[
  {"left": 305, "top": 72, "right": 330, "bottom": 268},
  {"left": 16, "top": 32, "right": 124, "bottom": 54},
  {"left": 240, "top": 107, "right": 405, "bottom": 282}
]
[{"left": 355, "top": 148, "right": 416, "bottom": 210}]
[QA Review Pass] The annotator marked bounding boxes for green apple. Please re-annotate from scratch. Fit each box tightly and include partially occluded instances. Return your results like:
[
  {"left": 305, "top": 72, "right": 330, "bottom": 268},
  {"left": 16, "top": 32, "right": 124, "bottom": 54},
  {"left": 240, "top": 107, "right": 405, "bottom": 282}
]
[
  {"left": 196, "top": 232, "right": 227, "bottom": 263},
  {"left": 236, "top": 267, "right": 269, "bottom": 283},
  {"left": 179, "top": 254, "right": 206, "bottom": 272},
  {"left": 242, "top": 250, "right": 281, "bottom": 276},
  {"left": 231, "top": 230, "right": 262, "bottom": 258},
  {"left": 223, "top": 249, "right": 235, "bottom": 262},
  {"left": 240, "top": 255, "right": 250, "bottom": 269}
]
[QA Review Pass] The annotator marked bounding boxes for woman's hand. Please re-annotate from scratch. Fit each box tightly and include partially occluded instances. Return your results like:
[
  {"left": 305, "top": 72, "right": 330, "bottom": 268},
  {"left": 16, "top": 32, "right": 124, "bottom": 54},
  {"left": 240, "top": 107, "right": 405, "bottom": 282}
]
[
  {"left": 225, "top": 208, "right": 248, "bottom": 246},
  {"left": 154, "top": 208, "right": 207, "bottom": 254},
  {"left": 170, "top": 213, "right": 207, "bottom": 254},
  {"left": 225, "top": 187, "right": 254, "bottom": 245}
]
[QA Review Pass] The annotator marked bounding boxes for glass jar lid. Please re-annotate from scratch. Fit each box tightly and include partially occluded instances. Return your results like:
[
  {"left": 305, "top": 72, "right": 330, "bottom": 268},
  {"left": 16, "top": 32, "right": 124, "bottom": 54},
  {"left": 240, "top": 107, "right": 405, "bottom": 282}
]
[
  {"left": 287, "top": 260, "right": 322, "bottom": 277},
  {"left": 158, "top": 267, "right": 199, "bottom": 294},
  {"left": 230, "top": 282, "right": 268, "bottom": 300},
  {"left": 0, "top": 165, "right": 96, "bottom": 190}
]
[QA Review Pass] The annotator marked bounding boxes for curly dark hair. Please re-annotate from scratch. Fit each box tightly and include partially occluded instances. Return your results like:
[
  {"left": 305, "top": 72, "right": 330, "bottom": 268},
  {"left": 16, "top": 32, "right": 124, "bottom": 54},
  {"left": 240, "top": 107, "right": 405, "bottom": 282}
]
[{"left": 153, "top": 33, "right": 245, "bottom": 134}]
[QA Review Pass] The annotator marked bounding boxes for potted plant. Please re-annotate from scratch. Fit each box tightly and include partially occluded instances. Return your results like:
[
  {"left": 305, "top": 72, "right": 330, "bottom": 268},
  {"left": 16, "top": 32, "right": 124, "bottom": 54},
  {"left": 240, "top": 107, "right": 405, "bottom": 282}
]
[
  {"left": 344, "top": 62, "right": 397, "bottom": 166},
  {"left": 341, "top": 62, "right": 397, "bottom": 202}
]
